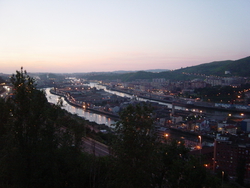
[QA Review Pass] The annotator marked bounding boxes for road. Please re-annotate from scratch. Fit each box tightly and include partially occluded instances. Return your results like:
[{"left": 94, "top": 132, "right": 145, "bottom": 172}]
[{"left": 82, "top": 137, "right": 110, "bottom": 156}]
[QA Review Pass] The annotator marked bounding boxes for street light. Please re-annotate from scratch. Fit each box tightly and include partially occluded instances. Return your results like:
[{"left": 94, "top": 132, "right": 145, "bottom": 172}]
[{"left": 164, "top": 133, "right": 169, "bottom": 143}]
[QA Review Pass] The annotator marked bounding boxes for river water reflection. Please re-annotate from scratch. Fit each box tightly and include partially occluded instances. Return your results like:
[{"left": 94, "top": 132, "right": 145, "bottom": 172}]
[{"left": 45, "top": 88, "right": 116, "bottom": 127}]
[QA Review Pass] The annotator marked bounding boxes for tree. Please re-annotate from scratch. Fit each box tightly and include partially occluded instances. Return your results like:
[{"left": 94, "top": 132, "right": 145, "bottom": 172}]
[
  {"left": 110, "top": 103, "right": 159, "bottom": 187},
  {"left": 156, "top": 138, "right": 222, "bottom": 188},
  {"left": 156, "top": 140, "right": 190, "bottom": 187},
  {"left": 109, "top": 102, "right": 219, "bottom": 188},
  {"left": 0, "top": 67, "right": 87, "bottom": 187}
]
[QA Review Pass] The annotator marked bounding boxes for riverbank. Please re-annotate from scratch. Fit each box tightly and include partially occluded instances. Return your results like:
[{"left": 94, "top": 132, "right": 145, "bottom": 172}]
[
  {"left": 108, "top": 87, "right": 250, "bottom": 114},
  {"left": 108, "top": 87, "right": 173, "bottom": 104},
  {"left": 168, "top": 127, "right": 214, "bottom": 142}
]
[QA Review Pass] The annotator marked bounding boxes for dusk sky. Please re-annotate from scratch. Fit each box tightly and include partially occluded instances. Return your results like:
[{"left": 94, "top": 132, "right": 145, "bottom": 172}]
[{"left": 0, "top": 1, "right": 250, "bottom": 73}]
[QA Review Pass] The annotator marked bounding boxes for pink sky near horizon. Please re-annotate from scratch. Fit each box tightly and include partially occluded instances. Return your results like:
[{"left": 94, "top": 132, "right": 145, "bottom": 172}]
[{"left": 0, "top": 1, "right": 249, "bottom": 74}]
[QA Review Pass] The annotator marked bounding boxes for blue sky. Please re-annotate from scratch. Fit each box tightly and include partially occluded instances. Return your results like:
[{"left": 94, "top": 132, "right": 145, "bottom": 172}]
[{"left": 0, "top": 0, "right": 249, "bottom": 73}]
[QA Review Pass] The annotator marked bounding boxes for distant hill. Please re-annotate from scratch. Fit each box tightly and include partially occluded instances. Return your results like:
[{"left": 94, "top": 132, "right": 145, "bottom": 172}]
[
  {"left": 80, "top": 69, "right": 169, "bottom": 74},
  {"left": 80, "top": 56, "right": 250, "bottom": 81},
  {"left": 141, "top": 69, "right": 170, "bottom": 73},
  {"left": 82, "top": 70, "right": 197, "bottom": 82},
  {"left": 174, "top": 56, "right": 250, "bottom": 77}
]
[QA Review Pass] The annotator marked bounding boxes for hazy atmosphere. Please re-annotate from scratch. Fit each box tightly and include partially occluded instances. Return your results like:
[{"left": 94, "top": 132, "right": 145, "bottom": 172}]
[{"left": 0, "top": 0, "right": 249, "bottom": 73}]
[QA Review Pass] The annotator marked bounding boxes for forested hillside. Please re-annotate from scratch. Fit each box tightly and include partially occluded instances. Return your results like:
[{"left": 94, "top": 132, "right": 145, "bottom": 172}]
[
  {"left": 82, "top": 56, "right": 250, "bottom": 82},
  {"left": 174, "top": 56, "right": 250, "bottom": 77}
]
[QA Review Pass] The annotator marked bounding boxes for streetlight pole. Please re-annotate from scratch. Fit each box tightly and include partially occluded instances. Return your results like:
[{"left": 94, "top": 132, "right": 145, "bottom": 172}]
[
  {"left": 165, "top": 133, "right": 169, "bottom": 143},
  {"left": 198, "top": 135, "right": 202, "bottom": 164},
  {"left": 222, "top": 171, "right": 224, "bottom": 188}
]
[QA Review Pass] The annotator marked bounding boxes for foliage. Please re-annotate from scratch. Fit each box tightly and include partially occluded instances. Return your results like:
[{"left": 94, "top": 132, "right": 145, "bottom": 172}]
[
  {"left": 83, "top": 56, "right": 250, "bottom": 82},
  {"left": 0, "top": 68, "right": 87, "bottom": 187},
  {"left": 174, "top": 56, "right": 250, "bottom": 77},
  {"left": 83, "top": 70, "right": 196, "bottom": 82},
  {"left": 153, "top": 138, "right": 222, "bottom": 188},
  {"left": 110, "top": 103, "right": 158, "bottom": 187},
  {"left": 109, "top": 103, "right": 220, "bottom": 188},
  {"left": 194, "top": 83, "right": 250, "bottom": 103}
]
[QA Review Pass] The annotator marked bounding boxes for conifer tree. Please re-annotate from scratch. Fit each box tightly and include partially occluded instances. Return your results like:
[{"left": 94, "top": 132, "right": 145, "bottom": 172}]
[
  {"left": 0, "top": 67, "right": 86, "bottom": 187},
  {"left": 110, "top": 103, "right": 159, "bottom": 187}
]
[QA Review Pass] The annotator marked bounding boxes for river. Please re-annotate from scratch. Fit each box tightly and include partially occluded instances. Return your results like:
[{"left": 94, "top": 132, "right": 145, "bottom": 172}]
[
  {"left": 45, "top": 88, "right": 116, "bottom": 126},
  {"left": 44, "top": 85, "right": 221, "bottom": 145},
  {"left": 45, "top": 83, "right": 250, "bottom": 127}
]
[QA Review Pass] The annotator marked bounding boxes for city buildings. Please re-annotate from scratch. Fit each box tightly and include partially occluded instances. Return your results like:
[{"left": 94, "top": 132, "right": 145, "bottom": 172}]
[{"left": 213, "top": 134, "right": 250, "bottom": 180}]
